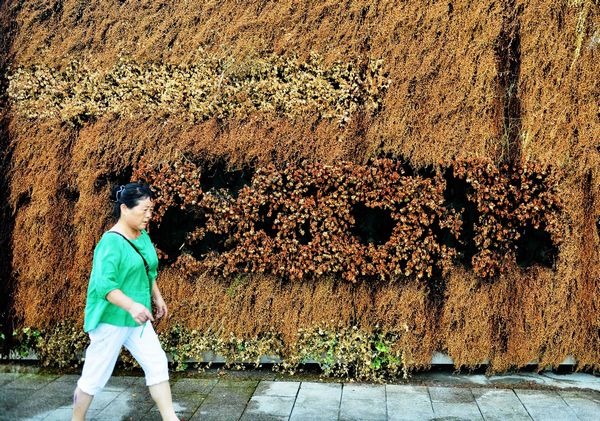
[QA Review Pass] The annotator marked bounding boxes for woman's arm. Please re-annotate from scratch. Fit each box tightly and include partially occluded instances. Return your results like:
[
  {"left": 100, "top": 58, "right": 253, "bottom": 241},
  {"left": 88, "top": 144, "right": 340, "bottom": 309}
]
[
  {"left": 106, "top": 289, "right": 154, "bottom": 325},
  {"left": 151, "top": 282, "right": 168, "bottom": 319}
]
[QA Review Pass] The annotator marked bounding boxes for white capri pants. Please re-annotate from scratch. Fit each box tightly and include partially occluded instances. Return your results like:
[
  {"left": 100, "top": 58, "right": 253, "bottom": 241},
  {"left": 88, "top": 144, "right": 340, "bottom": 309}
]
[{"left": 77, "top": 322, "right": 169, "bottom": 396}]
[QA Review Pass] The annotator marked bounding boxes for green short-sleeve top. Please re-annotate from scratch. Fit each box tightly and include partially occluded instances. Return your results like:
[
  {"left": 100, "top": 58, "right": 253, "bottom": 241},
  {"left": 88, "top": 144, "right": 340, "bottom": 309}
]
[{"left": 83, "top": 229, "right": 159, "bottom": 332}]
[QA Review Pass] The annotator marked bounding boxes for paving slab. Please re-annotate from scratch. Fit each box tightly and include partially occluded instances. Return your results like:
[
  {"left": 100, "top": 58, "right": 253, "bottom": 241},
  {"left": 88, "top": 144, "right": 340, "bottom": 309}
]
[
  {"left": 209, "top": 369, "right": 277, "bottom": 381},
  {"left": 0, "top": 372, "right": 23, "bottom": 387},
  {"left": 144, "top": 412, "right": 196, "bottom": 421},
  {"left": 190, "top": 402, "right": 247, "bottom": 421},
  {"left": 103, "top": 375, "right": 146, "bottom": 391},
  {"left": 339, "top": 397, "right": 387, "bottom": 420},
  {"left": 203, "top": 382, "right": 256, "bottom": 406},
  {"left": 115, "top": 384, "right": 155, "bottom": 401},
  {"left": 342, "top": 383, "right": 386, "bottom": 400},
  {"left": 88, "top": 391, "right": 121, "bottom": 412},
  {"left": 44, "top": 408, "right": 103, "bottom": 421},
  {"left": 2, "top": 364, "right": 600, "bottom": 420},
  {"left": 414, "top": 371, "right": 600, "bottom": 392},
  {"left": 2, "top": 373, "right": 59, "bottom": 390},
  {"left": 53, "top": 374, "right": 81, "bottom": 383},
  {"left": 386, "top": 385, "right": 434, "bottom": 421},
  {"left": 1, "top": 412, "right": 46, "bottom": 421},
  {"left": 92, "top": 393, "right": 154, "bottom": 420},
  {"left": 147, "top": 392, "right": 206, "bottom": 418},
  {"left": 254, "top": 380, "right": 300, "bottom": 397},
  {"left": 39, "top": 407, "right": 77, "bottom": 420},
  {"left": 295, "top": 381, "right": 343, "bottom": 399},
  {"left": 171, "top": 378, "right": 218, "bottom": 394},
  {"left": 142, "top": 411, "right": 170, "bottom": 421},
  {"left": 472, "top": 388, "right": 532, "bottom": 420},
  {"left": 239, "top": 414, "right": 288, "bottom": 421},
  {"left": 213, "top": 379, "right": 260, "bottom": 389},
  {"left": 514, "top": 389, "right": 579, "bottom": 421},
  {"left": 290, "top": 382, "right": 342, "bottom": 420},
  {"left": 290, "top": 407, "right": 339, "bottom": 421},
  {"left": 557, "top": 389, "right": 600, "bottom": 421},
  {"left": 0, "top": 387, "right": 41, "bottom": 412},
  {"left": 429, "top": 386, "right": 484, "bottom": 420},
  {"left": 170, "top": 392, "right": 208, "bottom": 411},
  {"left": 339, "top": 383, "right": 387, "bottom": 420},
  {"left": 2, "top": 384, "right": 72, "bottom": 420},
  {"left": 244, "top": 395, "right": 296, "bottom": 417},
  {"left": 6, "top": 403, "right": 100, "bottom": 421}
]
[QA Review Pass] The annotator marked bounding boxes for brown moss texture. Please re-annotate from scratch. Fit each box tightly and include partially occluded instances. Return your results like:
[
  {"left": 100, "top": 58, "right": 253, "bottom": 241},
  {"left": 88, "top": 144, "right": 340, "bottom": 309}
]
[{"left": 3, "top": 0, "right": 599, "bottom": 371}]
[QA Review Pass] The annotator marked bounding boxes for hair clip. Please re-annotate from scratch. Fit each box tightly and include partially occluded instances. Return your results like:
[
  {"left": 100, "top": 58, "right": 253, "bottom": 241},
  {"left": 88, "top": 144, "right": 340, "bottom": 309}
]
[{"left": 116, "top": 185, "right": 125, "bottom": 202}]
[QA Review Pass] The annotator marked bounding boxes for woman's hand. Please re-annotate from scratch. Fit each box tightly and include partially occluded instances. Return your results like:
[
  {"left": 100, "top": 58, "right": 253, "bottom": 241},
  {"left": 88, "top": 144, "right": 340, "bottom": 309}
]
[
  {"left": 106, "top": 289, "right": 154, "bottom": 325},
  {"left": 128, "top": 302, "right": 155, "bottom": 325},
  {"left": 153, "top": 295, "right": 168, "bottom": 319},
  {"left": 151, "top": 283, "right": 169, "bottom": 319}
]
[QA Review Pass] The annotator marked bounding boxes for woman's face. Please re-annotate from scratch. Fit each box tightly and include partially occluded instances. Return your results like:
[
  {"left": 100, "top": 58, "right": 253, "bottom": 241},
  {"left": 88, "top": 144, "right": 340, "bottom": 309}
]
[{"left": 120, "top": 197, "right": 154, "bottom": 232}]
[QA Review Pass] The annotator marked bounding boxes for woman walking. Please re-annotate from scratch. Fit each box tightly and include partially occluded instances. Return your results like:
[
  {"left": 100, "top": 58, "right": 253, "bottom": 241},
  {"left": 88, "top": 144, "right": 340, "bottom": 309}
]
[{"left": 72, "top": 183, "right": 179, "bottom": 421}]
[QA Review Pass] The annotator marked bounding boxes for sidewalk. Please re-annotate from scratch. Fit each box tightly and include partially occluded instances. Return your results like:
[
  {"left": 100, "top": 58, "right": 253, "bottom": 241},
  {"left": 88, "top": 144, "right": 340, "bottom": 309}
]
[{"left": 1, "top": 365, "right": 599, "bottom": 420}]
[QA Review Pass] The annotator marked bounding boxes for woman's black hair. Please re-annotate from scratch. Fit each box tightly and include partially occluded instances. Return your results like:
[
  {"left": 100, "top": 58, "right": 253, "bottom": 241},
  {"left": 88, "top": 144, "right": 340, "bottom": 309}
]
[{"left": 110, "top": 182, "right": 154, "bottom": 219}]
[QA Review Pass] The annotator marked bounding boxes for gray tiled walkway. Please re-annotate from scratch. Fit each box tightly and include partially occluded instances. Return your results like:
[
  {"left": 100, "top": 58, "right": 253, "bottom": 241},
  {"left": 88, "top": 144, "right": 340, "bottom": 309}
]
[{"left": 1, "top": 369, "right": 600, "bottom": 420}]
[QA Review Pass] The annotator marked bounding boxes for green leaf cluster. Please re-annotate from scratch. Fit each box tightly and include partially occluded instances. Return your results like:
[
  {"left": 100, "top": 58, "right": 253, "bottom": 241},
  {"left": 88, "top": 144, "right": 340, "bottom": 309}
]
[{"left": 9, "top": 323, "right": 415, "bottom": 381}]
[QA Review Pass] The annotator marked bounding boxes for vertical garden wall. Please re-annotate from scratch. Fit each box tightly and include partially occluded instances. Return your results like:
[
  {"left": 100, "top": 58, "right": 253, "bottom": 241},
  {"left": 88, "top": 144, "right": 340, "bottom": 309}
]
[
  {"left": 1, "top": 0, "right": 599, "bottom": 378},
  {"left": 0, "top": 0, "right": 18, "bottom": 355}
]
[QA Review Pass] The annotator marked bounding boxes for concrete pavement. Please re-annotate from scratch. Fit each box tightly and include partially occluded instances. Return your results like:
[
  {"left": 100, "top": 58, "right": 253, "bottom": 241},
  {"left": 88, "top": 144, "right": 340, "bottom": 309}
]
[{"left": 1, "top": 364, "right": 599, "bottom": 420}]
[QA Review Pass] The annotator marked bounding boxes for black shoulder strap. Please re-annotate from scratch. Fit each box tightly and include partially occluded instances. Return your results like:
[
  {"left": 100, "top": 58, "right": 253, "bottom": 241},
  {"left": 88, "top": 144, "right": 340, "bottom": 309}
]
[{"left": 107, "top": 231, "right": 151, "bottom": 281}]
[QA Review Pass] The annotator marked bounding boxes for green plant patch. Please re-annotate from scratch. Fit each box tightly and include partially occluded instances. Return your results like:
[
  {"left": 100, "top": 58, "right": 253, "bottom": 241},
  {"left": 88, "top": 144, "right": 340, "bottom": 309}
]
[{"left": 9, "top": 323, "right": 418, "bottom": 381}]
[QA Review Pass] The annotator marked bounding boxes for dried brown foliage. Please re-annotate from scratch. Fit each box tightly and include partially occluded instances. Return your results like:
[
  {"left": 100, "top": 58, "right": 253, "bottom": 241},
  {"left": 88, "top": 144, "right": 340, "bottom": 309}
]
[
  {"left": 518, "top": 1, "right": 600, "bottom": 174},
  {"left": 3, "top": 0, "right": 600, "bottom": 373},
  {"left": 134, "top": 158, "right": 561, "bottom": 283},
  {"left": 185, "top": 159, "right": 459, "bottom": 283},
  {"left": 7, "top": 56, "right": 389, "bottom": 126},
  {"left": 452, "top": 160, "right": 564, "bottom": 278},
  {"left": 6, "top": 0, "right": 511, "bottom": 165}
]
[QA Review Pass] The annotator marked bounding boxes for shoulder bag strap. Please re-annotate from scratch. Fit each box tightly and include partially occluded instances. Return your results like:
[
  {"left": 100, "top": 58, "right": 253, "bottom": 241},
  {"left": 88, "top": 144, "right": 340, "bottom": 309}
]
[{"left": 107, "top": 231, "right": 151, "bottom": 284}]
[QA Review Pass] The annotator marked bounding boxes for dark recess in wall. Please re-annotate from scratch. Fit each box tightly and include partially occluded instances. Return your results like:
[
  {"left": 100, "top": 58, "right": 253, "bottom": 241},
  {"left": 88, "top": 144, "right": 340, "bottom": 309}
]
[
  {"left": 495, "top": 1, "right": 523, "bottom": 164},
  {"left": 515, "top": 224, "right": 558, "bottom": 268},
  {"left": 151, "top": 207, "right": 205, "bottom": 263},
  {"left": 15, "top": 191, "right": 31, "bottom": 210},
  {"left": 442, "top": 168, "right": 478, "bottom": 268},
  {"left": 371, "top": 154, "right": 436, "bottom": 179},
  {"left": 294, "top": 219, "right": 313, "bottom": 245},
  {"left": 188, "top": 231, "right": 232, "bottom": 260},
  {"left": 350, "top": 203, "right": 395, "bottom": 245},
  {"left": 255, "top": 204, "right": 279, "bottom": 238},
  {"left": 200, "top": 159, "right": 255, "bottom": 197},
  {"left": 58, "top": 185, "right": 80, "bottom": 203},
  {"left": 94, "top": 166, "right": 134, "bottom": 194}
]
